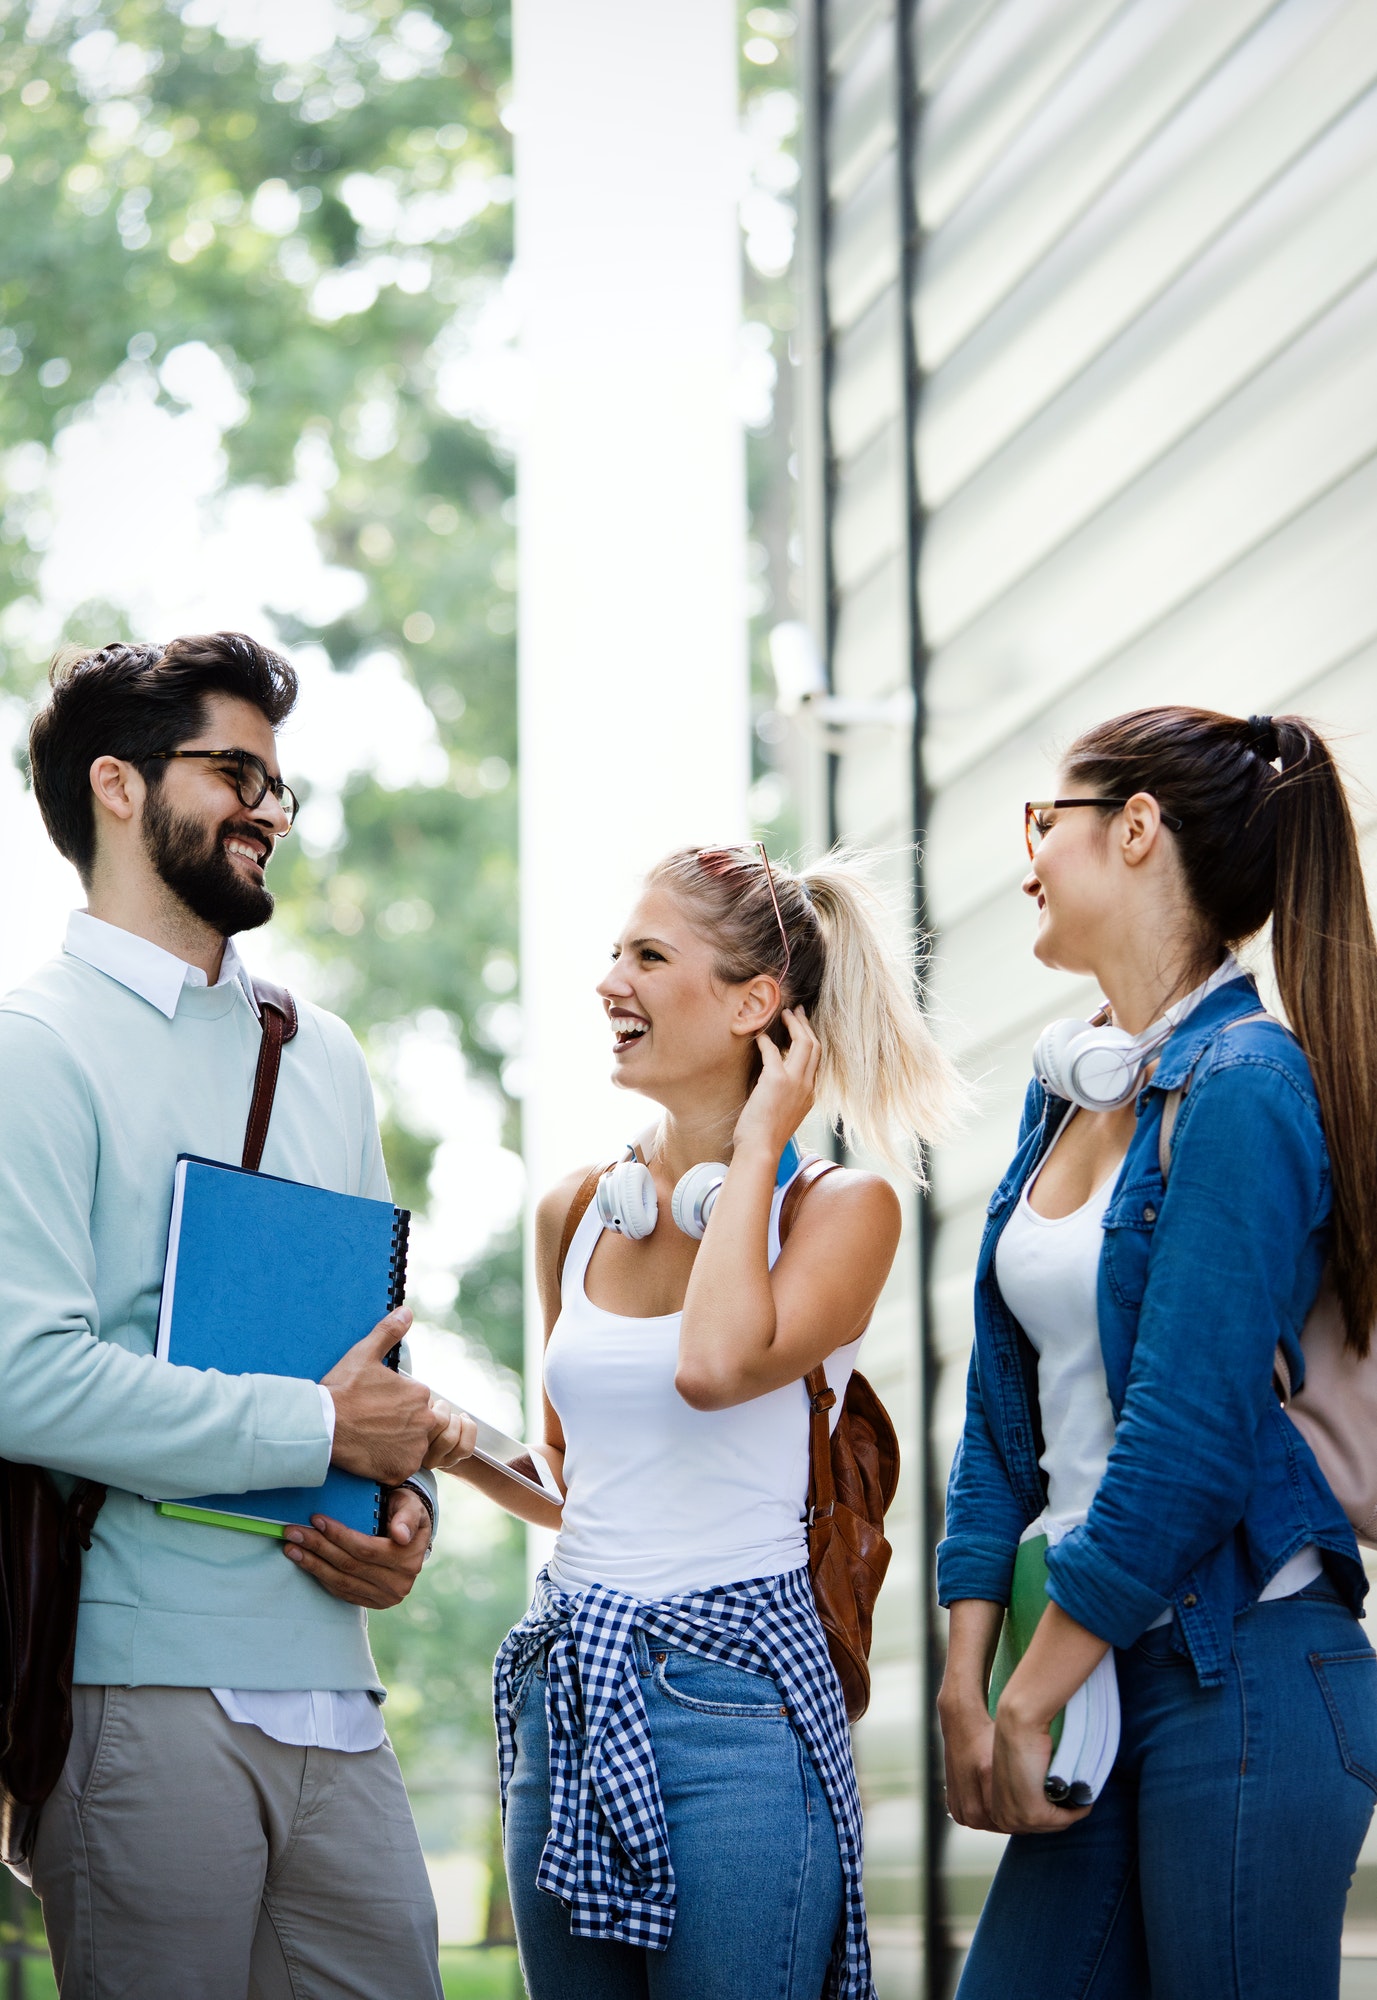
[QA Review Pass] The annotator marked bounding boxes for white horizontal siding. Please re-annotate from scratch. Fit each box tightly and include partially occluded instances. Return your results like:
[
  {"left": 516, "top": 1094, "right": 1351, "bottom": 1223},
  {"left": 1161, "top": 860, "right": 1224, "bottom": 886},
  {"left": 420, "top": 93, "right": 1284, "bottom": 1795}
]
[
  {"left": 809, "top": 0, "right": 1377, "bottom": 1979},
  {"left": 911, "top": 0, "right": 1377, "bottom": 1954}
]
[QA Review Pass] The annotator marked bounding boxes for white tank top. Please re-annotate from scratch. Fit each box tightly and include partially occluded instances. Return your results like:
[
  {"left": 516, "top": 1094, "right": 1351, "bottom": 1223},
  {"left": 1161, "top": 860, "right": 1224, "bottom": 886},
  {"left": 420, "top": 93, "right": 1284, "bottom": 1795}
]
[
  {"left": 545, "top": 1161, "right": 864, "bottom": 1601},
  {"left": 995, "top": 1157, "right": 1119, "bottom": 1539}
]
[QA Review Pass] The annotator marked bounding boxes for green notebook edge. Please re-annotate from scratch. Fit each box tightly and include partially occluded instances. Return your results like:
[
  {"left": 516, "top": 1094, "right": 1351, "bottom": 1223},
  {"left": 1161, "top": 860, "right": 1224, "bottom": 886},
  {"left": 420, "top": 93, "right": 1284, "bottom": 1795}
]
[
  {"left": 987, "top": 1534, "right": 1064, "bottom": 1755},
  {"left": 157, "top": 1501, "right": 286, "bottom": 1539}
]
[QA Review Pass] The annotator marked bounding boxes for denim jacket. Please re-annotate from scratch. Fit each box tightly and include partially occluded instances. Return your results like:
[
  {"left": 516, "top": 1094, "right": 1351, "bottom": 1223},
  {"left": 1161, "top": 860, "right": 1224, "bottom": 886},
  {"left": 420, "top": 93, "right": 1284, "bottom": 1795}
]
[{"left": 937, "top": 974, "right": 1366, "bottom": 1687}]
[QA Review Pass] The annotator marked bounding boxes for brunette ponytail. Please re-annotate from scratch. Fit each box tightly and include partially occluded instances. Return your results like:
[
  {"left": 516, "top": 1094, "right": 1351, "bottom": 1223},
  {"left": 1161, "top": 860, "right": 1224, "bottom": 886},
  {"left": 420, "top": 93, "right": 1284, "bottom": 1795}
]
[
  {"left": 648, "top": 845, "right": 964, "bottom": 1181},
  {"left": 1065, "top": 707, "right": 1377, "bottom": 1353}
]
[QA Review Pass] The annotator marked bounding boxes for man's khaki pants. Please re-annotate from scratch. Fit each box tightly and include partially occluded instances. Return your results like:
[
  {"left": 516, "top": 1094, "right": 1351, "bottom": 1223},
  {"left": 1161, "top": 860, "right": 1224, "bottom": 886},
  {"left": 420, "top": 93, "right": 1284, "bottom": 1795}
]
[{"left": 30, "top": 1686, "right": 444, "bottom": 2000}]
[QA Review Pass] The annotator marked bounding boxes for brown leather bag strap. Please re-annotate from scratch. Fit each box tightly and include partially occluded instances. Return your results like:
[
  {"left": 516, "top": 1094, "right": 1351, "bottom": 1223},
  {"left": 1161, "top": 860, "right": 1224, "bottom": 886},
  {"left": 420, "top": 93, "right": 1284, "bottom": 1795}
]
[
  {"left": 556, "top": 1164, "right": 611, "bottom": 1287},
  {"left": 805, "top": 1365, "right": 837, "bottom": 1526},
  {"left": 779, "top": 1155, "right": 843, "bottom": 1528},
  {"left": 243, "top": 979, "right": 299, "bottom": 1173},
  {"left": 779, "top": 1154, "right": 840, "bottom": 1247}
]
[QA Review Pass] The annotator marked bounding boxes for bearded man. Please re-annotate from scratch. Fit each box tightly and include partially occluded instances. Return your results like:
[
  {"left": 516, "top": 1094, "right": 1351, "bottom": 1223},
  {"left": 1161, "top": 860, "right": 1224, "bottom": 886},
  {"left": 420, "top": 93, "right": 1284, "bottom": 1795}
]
[{"left": 2, "top": 634, "right": 462, "bottom": 2000}]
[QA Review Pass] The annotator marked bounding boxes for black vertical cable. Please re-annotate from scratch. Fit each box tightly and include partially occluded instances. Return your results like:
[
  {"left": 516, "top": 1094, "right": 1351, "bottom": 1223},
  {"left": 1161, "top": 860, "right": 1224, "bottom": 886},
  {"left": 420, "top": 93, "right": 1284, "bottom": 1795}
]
[
  {"left": 795, "top": 0, "right": 843, "bottom": 1166},
  {"left": 894, "top": 3, "right": 951, "bottom": 1995},
  {"left": 801, "top": 6, "right": 949, "bottom": 1985}
]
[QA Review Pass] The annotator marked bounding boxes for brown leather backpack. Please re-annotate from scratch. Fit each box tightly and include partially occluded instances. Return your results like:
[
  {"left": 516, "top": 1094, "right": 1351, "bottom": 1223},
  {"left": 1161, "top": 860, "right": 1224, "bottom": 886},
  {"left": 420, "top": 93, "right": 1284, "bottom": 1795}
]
[
  {"left": 0, "top": 980, "right": 297, "bottom": 1869},
  {"left": 555, "top": 1151, "right": 899, "bottom": 1724},
  {"left": 781, "top": 1159, "right": 899, "bottom": 1721}
]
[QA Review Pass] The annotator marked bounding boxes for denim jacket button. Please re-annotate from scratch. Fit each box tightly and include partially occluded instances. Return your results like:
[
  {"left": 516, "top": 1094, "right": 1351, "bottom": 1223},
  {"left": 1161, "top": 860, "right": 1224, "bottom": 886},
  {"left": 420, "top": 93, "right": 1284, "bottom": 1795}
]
[
  {"left": 1182, "top": 1593, "right": 1198, "bottom": 1608},
  {"left": 1143, "top": 1204, "right": 1157, "bottom": 1222}
]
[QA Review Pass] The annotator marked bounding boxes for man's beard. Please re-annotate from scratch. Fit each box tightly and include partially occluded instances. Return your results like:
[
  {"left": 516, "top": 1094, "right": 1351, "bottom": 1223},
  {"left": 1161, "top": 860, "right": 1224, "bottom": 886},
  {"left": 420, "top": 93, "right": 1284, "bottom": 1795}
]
[{"left": 143, "top": 790, "right": 274, "bottom": 937}]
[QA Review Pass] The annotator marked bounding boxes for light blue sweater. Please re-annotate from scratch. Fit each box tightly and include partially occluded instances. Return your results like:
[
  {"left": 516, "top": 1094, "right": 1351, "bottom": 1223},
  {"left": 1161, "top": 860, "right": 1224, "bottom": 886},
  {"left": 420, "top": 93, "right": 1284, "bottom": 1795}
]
[{"left": 0, "top": 950, "right": 405, "bottom": 1691}]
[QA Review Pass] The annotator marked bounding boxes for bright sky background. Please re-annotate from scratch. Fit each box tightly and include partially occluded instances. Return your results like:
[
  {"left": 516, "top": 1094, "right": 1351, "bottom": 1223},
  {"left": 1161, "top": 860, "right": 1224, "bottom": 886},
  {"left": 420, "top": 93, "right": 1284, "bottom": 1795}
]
[{"left": 1, "top": 0, "right": 800, "bottom": 1444}]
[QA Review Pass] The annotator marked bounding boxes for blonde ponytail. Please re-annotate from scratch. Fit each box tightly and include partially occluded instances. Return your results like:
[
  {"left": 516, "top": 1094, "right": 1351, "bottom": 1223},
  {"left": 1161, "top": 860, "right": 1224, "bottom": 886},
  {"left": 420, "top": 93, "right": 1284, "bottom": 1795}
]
[
  {"left": 647, "top": 844, "right": 964, "bottom": 1182},
  {"left": 800, "top": 857, "right": 963, "bottom": 1181}
]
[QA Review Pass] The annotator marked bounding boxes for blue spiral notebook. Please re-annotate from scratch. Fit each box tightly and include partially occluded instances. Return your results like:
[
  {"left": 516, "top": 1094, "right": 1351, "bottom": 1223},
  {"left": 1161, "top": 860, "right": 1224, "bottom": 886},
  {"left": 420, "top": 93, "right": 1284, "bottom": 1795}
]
[{"left": 150, "top": 1155, "right": 411, "bottom": 1538}]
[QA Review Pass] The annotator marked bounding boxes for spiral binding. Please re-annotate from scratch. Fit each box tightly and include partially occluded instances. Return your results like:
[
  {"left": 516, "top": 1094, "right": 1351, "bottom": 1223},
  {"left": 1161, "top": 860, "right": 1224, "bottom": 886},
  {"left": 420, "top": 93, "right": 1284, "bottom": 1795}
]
[{"left": 388, "top": 1209, "right": 412, "bottom": 1313}]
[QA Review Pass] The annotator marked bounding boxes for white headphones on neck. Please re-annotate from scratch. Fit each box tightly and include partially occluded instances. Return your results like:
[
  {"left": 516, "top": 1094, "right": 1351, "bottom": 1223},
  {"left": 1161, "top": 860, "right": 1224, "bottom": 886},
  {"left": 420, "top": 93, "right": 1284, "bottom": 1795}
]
[
  {"left": 596, "top": 1140, "right": 801, "bottom": 1242},
  {"left": 1031, "top": 1013, "right": 1154, "bottom": 1111},
  {"left": 1032, "top": 957, "right": 1244, "bottom": 1112}
]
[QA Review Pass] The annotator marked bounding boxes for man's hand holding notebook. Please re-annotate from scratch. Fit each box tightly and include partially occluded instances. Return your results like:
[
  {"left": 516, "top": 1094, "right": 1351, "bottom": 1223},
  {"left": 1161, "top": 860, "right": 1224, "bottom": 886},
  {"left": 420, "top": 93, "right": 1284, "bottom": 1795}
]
[{"left": 324, "top": 1305, "right": 457, "bottom": 1485}]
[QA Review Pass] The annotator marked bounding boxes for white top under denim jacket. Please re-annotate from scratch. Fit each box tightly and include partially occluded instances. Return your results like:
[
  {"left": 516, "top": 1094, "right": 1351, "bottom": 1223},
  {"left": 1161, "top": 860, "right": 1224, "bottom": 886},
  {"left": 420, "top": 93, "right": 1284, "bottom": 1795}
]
[
  {"left": 938, "top": 968, "right": 1357, "bottom": 1688},
  {"left": 995, "top": 1104, "right": 1321, "bottom": 1622}
]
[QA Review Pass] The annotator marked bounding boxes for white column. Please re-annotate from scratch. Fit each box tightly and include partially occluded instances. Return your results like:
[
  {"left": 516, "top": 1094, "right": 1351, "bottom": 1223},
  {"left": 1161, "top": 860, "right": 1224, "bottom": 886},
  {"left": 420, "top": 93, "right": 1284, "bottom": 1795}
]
[{"left": 514, "top": 0, "right": 748, "bottom": 1393}]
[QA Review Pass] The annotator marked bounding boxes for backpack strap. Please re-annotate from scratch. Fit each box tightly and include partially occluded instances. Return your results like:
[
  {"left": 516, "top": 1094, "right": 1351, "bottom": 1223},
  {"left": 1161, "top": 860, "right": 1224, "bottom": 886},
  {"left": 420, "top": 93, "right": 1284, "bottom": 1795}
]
[
  {"left": 244, "top": 979, "right": 299, "bottom": 1174},
  {"left": 779, "top": 1154, "right": 840, "bottom": 1247},
  {"left": 555, "top": 1163, "right": 612, "bottom": 1288},
  {"left": 777, "top": 1156, "right": 844, "bottom": 1529},
  {"left": 1157, "top": 1011, "right": 1273, "bottom": 1182}
]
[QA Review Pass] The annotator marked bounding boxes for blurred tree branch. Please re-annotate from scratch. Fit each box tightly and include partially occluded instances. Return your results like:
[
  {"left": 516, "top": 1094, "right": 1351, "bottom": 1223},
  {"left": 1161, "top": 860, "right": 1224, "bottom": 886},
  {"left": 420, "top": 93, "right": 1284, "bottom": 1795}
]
[{"left": 0, "top": 0, "right": 525, "bottom": 1801}]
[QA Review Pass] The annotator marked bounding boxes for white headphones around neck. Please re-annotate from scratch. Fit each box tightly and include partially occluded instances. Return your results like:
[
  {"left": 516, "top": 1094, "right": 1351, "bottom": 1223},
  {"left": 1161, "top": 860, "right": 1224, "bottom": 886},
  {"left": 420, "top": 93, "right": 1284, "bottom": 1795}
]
[
  {"left": 1031, "top": 1014, "right": 1153, "bottom": 1111},
  {"left": 1033, "top": 957, "right": 1244, "bottom": 1112},
  {"left": 596, "top": 1139, "right": 802, "bottom": 1242}
]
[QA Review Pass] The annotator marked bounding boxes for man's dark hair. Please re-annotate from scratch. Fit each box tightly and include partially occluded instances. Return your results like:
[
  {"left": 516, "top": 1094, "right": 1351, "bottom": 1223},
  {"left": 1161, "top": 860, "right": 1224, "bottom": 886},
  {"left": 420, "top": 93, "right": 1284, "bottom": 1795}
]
[{"left": 28, "top": 632, "right": 298, "bottom": 881}]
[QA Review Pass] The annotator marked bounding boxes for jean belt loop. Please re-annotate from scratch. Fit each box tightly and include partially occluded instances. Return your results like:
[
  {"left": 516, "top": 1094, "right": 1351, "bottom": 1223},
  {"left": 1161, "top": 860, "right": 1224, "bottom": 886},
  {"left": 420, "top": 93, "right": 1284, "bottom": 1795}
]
[{"left": 630, "top": 1627, "right": 653, "bottom": 1676}]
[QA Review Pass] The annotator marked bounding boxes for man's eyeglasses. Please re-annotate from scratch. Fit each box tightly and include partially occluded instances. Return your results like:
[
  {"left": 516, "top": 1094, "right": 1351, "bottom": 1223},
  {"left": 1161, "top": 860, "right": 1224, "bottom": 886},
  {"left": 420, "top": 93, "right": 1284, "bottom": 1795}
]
[
  {"left": 145, "top": 749, "right": 300, "bottom": 828},
  {"left": 1024, "top": 797, "right": 1182, "bottom": 861}
]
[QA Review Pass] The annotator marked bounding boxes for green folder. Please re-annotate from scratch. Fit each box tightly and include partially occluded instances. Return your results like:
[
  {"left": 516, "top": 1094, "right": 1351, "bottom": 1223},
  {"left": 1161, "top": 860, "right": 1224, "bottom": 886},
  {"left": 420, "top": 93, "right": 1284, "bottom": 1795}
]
[
  {"left": 988, "top": 1533, "right": 1064, "bottom": 1753},
  {"left": 157, "top": 1502, "right": 286, "bottom": 1539}
]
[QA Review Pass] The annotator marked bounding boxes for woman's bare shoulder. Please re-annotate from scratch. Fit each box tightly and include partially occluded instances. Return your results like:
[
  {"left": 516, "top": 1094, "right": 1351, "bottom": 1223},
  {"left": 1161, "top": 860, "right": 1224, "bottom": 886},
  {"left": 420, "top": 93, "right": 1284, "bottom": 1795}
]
[
  {"left": 793, "top": 1163, "right": 903, "bottom": 1238},
  {"left": 534, "top": 1162, "right": 607, "bottom": 1255}
]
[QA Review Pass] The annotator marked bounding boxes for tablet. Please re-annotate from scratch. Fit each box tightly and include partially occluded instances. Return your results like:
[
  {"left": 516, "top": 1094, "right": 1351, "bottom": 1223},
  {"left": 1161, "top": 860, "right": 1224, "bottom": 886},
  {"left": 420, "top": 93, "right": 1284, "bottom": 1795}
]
[{"left": 466, "top": 1413, "right": 564, "bottom": 1506}]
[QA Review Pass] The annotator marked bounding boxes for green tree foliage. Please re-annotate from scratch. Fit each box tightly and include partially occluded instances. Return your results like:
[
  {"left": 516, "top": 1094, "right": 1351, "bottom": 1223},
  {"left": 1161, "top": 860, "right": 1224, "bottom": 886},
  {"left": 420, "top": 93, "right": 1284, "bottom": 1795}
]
[
  {"left": 368, "top": 1507, "right": 526, "bottom": 1854},
  {"left": 0, "top": 0, "right": 519, "bottom": 1101},
  {"left": 0, "top": 0, "right": 525, "bottom": 1828}
]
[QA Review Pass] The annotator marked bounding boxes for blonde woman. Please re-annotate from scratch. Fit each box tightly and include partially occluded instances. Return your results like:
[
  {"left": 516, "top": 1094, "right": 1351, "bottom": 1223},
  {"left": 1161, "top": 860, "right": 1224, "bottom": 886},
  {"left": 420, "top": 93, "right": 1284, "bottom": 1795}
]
[{"left": 442, "top": 846, "right": 959, "bottom": 2000}]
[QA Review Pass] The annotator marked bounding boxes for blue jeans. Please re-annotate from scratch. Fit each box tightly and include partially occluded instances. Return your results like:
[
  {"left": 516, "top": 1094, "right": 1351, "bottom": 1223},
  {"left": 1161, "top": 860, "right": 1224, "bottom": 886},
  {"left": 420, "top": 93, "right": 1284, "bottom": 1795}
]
[
  {"left": 504, "top": 1631, "right": 844, "bottom": 1999},
  {"left": 957, "top": 1581, "right": 1377, "bottom": 2000}
]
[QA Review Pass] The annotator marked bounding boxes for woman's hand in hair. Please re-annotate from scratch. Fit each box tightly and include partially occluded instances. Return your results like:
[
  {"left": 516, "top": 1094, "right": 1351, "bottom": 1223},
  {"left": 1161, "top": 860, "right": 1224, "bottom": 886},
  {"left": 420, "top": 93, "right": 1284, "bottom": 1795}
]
[{"left": 733, "top": 1006, "right": 821, "bottom": 1162}]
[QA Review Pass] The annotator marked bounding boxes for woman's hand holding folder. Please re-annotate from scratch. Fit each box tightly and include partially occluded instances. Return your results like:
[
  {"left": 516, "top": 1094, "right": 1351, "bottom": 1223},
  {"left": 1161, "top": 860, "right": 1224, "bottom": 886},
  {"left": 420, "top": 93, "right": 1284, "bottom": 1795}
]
[
  {"left": 988, "top": 1600, "right": 1104, "bottom": 1834},
  {"left": 939, "top": 1595, "right": 1100, "bottom": 1834},
  {"left": 323, "top": 1307, "right": 460, "bottom": 1485}
]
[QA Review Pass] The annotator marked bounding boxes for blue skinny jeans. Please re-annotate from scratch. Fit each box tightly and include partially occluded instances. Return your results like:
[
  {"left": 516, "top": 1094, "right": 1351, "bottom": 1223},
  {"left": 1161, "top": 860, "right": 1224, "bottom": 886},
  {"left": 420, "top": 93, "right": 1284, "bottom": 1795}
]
[
  {"left": 957, "top": 1579, "right": 1377, "bottom": 2000},
  {"left": 504, "top": 1631, "right": 844, "bottom": 2000}
]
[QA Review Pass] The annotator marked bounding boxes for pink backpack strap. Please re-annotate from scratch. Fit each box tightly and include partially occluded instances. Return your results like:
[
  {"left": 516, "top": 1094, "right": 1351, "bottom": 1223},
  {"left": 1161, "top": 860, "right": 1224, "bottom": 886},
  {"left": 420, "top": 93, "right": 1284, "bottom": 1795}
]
[{"left": 1157, "top": 1012, "right": 1274, "bottom": 1180}]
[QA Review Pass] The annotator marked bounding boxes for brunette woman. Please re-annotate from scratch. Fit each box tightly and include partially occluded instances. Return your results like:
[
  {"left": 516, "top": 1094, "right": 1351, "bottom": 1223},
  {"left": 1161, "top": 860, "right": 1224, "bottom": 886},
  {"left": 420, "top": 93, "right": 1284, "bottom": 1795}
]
[
  {"left": 938, "top": 709, "right": 1377, "bottom": 1999},
  {"left": 441, "top": 846, "right": 959, "bottom": 2000}
]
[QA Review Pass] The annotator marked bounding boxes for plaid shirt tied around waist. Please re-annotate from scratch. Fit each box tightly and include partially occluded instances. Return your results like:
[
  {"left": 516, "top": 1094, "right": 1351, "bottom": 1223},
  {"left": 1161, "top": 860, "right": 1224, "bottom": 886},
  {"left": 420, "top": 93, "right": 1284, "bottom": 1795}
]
[{"left": 494, "top": 1563, "right": 874, "bottom": 2000}]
